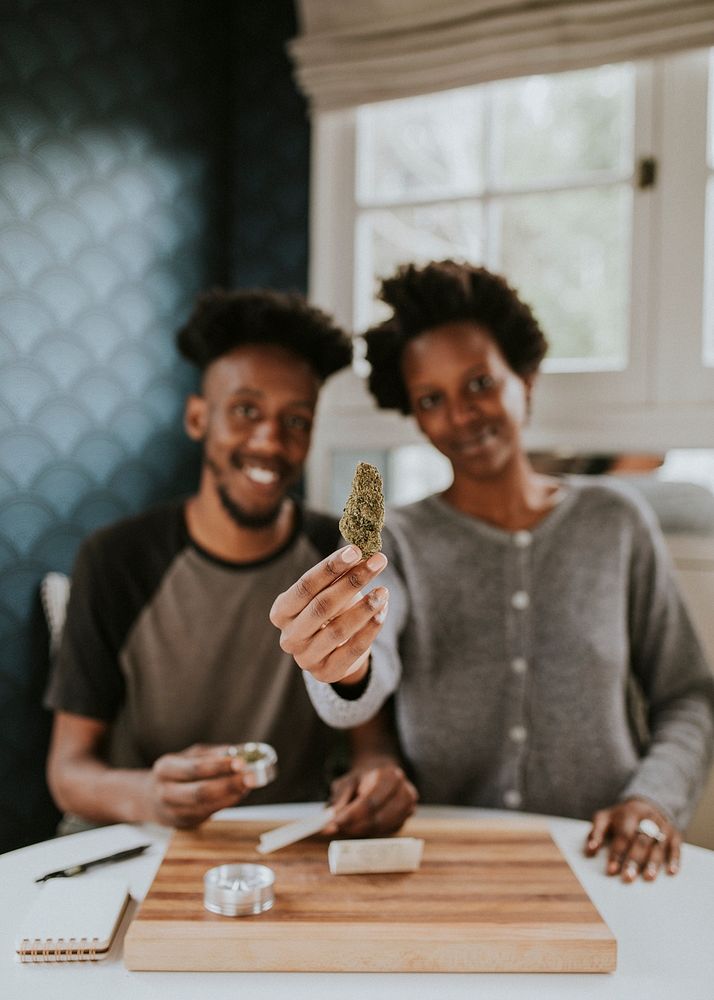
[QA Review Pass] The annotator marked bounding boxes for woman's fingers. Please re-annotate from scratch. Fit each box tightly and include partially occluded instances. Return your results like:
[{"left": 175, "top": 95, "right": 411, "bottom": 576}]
[
  {"left": 605, "top": 810, "right": 639, "bottom": 876},
  {"left": 587, "top": 799, "right": 681, "bottom": 882},
  {"left": 666, "top": 830, "right": 682, "bottom": 876},
  {"left": 585, "top": 808, "right": 611, "bottom": 856},
  {"left": 304, "top": 610, "right": 389, "bottom": 683},
  {"left": 620, "top": 828, "right": 657, "bottom": 882},
  {"left": 641, "top": 840, "right": 666, "bottom": 881},
  {"left": 278, "top": 555, "right": 388, "bottom": 649},
  {"left": 298, "top": 588, "right": 388, "bottom": 660},
  {"left": 271, "top": 547, "right": 387, "bottom": 637},
  {"left": 270, "top": 545, "right": 363, "bottom": 626},
  {"left": 269, "top": 545, "right": 390, "bottom": 684}
]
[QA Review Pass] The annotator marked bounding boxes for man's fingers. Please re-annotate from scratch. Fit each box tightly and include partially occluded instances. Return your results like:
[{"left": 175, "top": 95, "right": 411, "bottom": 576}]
[
  {"left": 165, "top": 783, "right": 253, "bottom": 827},
  {"left": 333, "top": 767, "right": 386, "bottom": 830},
  {"left": 154, "top": 752, "right": 236, "bottom": 783},
  {"left": 358, "top": 767, "right": 417, "bottom": 835},
  {"left": 185, "top": 743, "right": 216, "bottom": 756},
  {"left": 159, "top": 773, "right": 249, "bottom": 810},
  {"left": 334, "top": 767, "right": 417, "bottom": 836},
  {"left": 372, "top": 782, "right": 418, "bottom": 835},
  {"left": 336, "top": 783, "right": 416, "bottom": 837},
  {"left": 270, "top": 545, "right": 362, "bottom": 625},
  {"left": 327, "top": 774, "right": 360, "bottom": 830}
]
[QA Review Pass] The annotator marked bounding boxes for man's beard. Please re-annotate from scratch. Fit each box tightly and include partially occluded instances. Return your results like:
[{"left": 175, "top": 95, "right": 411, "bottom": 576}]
[{"left": 216, "top": 482, "right": 284, "bottom": 530}]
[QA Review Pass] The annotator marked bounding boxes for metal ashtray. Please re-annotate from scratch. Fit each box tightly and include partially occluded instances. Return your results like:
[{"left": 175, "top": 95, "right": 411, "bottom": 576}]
[
  {"left": 225, "top": 741, "right": 277, "bottom": 788},
  {"left": 203, "top": 863, "right": 275, "bottom": 916}
]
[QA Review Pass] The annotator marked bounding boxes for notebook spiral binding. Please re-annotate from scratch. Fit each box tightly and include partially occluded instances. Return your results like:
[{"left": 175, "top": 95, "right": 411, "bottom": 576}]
[{"left": 18, "top": 936, "right": 99, "bottom": 963}]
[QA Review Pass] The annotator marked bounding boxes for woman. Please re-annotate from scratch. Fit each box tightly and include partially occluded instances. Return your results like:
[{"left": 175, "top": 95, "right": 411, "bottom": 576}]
[{"left": 271, "top": 261, "right": 714, "bottom": 882}]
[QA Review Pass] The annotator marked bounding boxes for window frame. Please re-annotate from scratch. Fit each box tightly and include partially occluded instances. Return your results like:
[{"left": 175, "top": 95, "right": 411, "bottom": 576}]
[{"left": 306, "top": 48, "right": 714, "bottom": 510}]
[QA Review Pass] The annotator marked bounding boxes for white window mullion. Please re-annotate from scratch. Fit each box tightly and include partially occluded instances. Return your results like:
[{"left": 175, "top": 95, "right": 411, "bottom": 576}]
[
  {"left": 705, "top": 174, "right": 714, "bottom": 366},
  {"left": 308, "top": 110, "right": 357, "bottom": 332},
  {"left": 307, "top": 108, "right": 366, "bottom": 509},
  {"left": 629, "top": 58, "right": 656, "bottom": 405},
  {"left": 706, "top": 50, "right": 714, "bottom": 368},
  {"left": 528, "top": 63, "right": 645, "bottom": 440},
  {"left": 654, "top": 48, "right": 712, "bottom": 406}
]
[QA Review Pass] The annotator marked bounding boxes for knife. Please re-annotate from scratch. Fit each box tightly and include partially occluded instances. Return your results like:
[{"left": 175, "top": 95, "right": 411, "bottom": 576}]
[{"left": 34, "top": 843, "right": 152, "bottom": 882}]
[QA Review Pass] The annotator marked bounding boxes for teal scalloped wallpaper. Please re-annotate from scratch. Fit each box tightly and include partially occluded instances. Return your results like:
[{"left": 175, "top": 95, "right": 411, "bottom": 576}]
[
  {"left": 231, "top": 4, "right": 309, "bottom": 290},
  {"left": 0, "top": 0, "right": 309, "bottom": 852}
]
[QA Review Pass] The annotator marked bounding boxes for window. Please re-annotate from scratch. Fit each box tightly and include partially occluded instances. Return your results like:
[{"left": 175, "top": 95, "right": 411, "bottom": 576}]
[
  {"left": 356, "top": 65, "right": 635, "bottom": 373},
  {"left": 307, "top": 49, "right": 714, "bottom": 511}
]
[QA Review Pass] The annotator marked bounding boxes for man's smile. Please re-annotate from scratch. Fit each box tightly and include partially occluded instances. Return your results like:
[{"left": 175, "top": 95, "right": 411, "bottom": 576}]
[{"left": 243, "top": 465, "right": 280, "bottom": 486}]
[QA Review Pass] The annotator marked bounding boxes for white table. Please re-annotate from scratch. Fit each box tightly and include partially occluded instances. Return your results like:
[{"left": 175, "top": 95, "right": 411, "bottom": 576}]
[{"left": 2, "top": 804, "right": 713, "bottom": 1000}]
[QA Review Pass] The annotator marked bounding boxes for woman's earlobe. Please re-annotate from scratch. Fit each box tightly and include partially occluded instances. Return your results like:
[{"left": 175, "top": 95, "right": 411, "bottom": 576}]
[
  {"left": 527, "top": 386, "right": 534, "bottom": 419},
  {"left": 523, "top": 374, "right": 536, "bottom": 421}
]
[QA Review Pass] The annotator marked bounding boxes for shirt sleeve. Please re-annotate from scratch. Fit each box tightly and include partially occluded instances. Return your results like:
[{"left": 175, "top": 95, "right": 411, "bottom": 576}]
[
  {"left": 303, "top": 560, "right": 408, "bottom": 728},
  {"left": 43, "top": 534, "right": 126, "bottom": 722},
  {"left": 618, "top": 499, "right": 714, "bottom": 828}
]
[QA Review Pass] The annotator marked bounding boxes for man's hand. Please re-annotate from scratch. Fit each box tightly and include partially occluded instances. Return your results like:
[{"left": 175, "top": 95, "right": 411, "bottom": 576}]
[
  {"left": 146, "top": 743, "right": 256, "bottom": 828},
  {"left": 585, "top": 797, "right": 681, "bottom": 882},
  {"left": 269, "top": 544, "right": 389, "bottom": 685},
  {"left": 327, "top": 758, "right": 418, "bottom": 837}
]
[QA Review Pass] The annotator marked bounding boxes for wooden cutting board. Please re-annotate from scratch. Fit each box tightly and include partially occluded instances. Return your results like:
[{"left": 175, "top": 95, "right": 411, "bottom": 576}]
[{"left": 124, "top": 816, "right": 616, "bottom": 973}]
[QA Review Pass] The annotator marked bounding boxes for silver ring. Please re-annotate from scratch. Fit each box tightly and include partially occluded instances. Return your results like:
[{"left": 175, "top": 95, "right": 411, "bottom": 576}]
[{"left": 638, "top": 817, "right": 666, "bottom": 843}]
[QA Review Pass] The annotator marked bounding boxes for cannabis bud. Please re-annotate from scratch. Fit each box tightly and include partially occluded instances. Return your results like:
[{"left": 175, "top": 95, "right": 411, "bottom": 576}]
[{"left": 339, "top": 462, "right": 385, "bottom": 558}]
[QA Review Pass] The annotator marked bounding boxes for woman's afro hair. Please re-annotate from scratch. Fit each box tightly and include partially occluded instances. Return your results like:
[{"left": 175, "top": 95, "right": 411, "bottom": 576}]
[{"left": 364, "top": 261, "right": 548, "bottom": 413}]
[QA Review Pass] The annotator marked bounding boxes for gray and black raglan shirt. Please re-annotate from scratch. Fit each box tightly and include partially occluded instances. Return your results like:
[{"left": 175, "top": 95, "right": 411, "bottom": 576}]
[
  {"left": 45, "top": 501, "right": 340, "bottom": 805},
  {"left": 305, "top": 478, "right": 714, "bottom": 828}
]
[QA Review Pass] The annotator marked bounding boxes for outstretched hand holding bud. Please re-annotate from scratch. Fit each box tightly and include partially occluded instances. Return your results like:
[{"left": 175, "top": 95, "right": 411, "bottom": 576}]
[{"left": 269, "top": 463, "right": 388, "bottom": 685}]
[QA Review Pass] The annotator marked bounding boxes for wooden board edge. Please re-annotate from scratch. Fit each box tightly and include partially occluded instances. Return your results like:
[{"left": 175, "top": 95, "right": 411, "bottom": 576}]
[{"left": 124, "top": 920, "right": 617, "bottom": 973}]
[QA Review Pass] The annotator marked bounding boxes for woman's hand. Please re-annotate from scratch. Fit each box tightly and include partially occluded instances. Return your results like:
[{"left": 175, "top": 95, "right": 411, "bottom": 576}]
[
  {"left": 269, "top": 544, "right": 389, "bottom": 685},
  {"left": 327, "top": 757, "right": 418, "bottom": 837},
  {"left": 585, "top": 797, "right": 681, "bottom": 882}
]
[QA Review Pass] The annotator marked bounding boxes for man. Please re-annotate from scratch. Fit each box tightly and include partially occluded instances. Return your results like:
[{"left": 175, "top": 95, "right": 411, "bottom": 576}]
[{"left": 45, "top": 288, "right": 416, "bottom": 833}]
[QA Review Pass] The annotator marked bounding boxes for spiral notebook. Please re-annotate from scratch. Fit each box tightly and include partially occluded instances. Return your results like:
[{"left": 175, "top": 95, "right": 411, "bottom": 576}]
[{"left": 15, "top": 878, "right": 130, "bottom": 963}]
